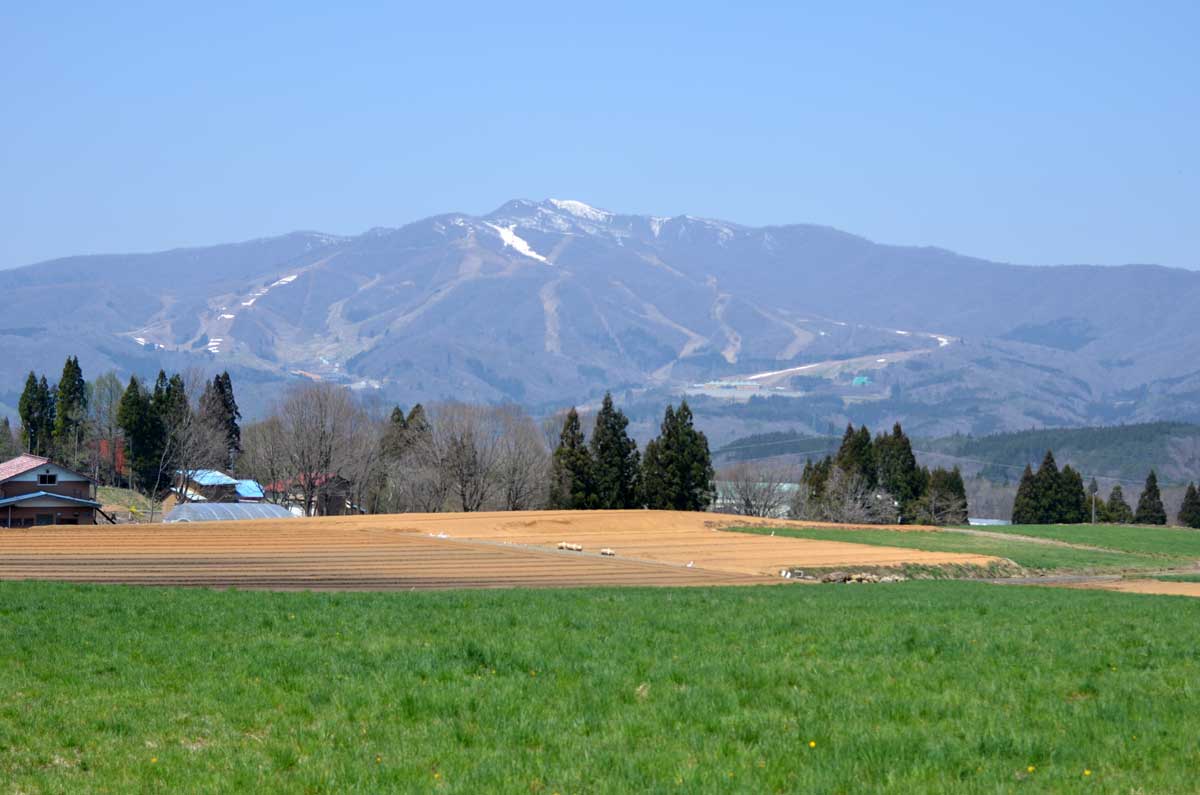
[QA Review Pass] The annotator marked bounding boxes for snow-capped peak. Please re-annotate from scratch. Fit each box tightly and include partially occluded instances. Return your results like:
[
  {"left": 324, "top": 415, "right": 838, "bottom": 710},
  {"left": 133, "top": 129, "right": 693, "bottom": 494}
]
[{"left": 548, "top": 199, "right": 612, "bottom": 223}]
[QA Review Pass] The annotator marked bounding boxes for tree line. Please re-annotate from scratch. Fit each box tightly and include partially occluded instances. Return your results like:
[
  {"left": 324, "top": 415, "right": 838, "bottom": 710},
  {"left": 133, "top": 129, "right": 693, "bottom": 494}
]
[
  {"left": 790, "top": 423, "right": 969, "bottom": 525},
  {"left": 4, "top": 358, "right": 718, "bottom": 518},
  {"left": 237, "top": 387, "right": 715, "bottom": 516},
  {"left": 1012, "top": 449, "right": 1200, "bottom": 528},
  {"left": 8, "top": 359, "right": 241, "bottom": 505}
]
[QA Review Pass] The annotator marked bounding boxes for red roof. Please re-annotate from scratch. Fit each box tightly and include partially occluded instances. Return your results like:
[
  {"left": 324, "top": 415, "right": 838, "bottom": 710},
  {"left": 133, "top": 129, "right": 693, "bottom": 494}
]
[{"left": 0, "top": 454, "right": 51, "bottom": 483}]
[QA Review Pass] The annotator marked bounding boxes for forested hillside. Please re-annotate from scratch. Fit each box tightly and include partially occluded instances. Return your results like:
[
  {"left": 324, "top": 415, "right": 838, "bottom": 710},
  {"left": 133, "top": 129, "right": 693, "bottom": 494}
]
[
  {"left": 718, "top": 422, "right": 1200, "bottom": 487},
  {"left": 923, "top": 423, "right": 1200, "bottom": 485}
]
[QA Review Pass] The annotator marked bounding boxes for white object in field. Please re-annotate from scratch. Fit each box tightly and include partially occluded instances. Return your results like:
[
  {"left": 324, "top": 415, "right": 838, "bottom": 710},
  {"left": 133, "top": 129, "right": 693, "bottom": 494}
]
[
  {"left": 686, "top": 561, "right": 694, "bottom": 568},
  {"left": 600, "top": 547, "right": 616, "bottom": 557}
]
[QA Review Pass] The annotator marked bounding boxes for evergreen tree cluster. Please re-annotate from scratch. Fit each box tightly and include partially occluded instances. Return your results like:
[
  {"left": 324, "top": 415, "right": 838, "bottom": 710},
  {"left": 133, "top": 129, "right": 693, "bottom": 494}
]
[
  {"left": 798, "top": 423, "right": 967, "bottom": 525},
  {"left": 380, "top": 403, "right": 431, "bottom": 462},
  {"left": 1011, "top": 450, "right": 1171, "bottom": 526},
  {"left": 17, "top": 371, "right": 57, "bottom": 458},
  {"left": 548, "top": 395, "right": 713, "bottom": 511},
  {"left": 7, "top": 359, "right": 242, "bottom": 501},
  {"left": 16, "top": 357, "right": 92, "bottom": 464},
  {"left": 1010, "top": 451, "right": 1089, "bottom": 524},
  {"left": 115, "top": 370, "right": 242, "bottom": 496}
]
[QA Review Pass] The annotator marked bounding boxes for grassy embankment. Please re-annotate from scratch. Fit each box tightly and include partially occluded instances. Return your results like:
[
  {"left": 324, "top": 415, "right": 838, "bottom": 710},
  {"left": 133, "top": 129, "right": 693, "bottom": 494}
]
[
  {"left": 96, "top": 486, "right": 163, "bottom": 520},
  {"left": 3, "top": 581, "right": 1200, "bottom": 793}
]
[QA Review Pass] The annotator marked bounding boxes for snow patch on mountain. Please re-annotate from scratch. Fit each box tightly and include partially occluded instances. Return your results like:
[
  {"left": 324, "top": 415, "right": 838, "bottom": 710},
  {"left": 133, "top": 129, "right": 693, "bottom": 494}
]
[
  {"left": 486, "top": 223, "right": 550, "bottom": 264},
  {"left": 548, "top": 199, "right": 612, "bottom": 222}
]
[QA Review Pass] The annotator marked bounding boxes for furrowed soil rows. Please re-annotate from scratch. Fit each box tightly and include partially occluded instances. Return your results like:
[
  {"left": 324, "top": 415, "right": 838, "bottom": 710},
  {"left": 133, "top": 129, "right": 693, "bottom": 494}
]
[{"left": 0, "top": 510, "right": 999, "bottom": 591}]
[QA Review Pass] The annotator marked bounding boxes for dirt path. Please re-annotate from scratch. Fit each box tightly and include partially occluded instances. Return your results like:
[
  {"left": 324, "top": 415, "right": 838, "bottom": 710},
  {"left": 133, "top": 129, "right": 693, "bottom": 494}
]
[
  {"left": 941, "top": 527, "right": 1115, "bottom": 552},
  {"left": 1062, "top": 579, "right": 1200, "bottom": 598}
]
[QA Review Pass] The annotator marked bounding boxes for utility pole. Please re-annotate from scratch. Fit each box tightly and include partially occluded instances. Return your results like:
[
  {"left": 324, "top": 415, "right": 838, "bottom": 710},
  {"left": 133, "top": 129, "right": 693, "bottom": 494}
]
[{"left": 1088, "top": 477, "right": 1100, "bottom": 524}]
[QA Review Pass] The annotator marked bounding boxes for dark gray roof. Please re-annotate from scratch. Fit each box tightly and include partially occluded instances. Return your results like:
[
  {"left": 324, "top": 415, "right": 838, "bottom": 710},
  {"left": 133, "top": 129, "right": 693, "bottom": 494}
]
[{"left": 0, "top": 491, "right": 101, "bottom": 509}]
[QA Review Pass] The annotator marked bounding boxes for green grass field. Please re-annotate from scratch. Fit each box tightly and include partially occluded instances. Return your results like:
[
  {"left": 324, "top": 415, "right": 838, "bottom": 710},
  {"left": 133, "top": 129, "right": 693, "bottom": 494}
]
[
  {"left": 1000, "top": 524, "right": 1200, "bottom": 559},
  {"left": 3, "top": 581, "right": 1200, "bottom": 793},
  {"left": 734, "top": 526, "right": 1179, "bottom": 573}
]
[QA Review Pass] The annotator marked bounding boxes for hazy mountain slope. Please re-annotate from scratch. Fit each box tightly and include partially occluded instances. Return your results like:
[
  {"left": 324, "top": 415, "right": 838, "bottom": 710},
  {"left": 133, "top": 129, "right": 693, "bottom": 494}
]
[{"left": 2, "top": 198, "right": 1198, "bottom": 433}]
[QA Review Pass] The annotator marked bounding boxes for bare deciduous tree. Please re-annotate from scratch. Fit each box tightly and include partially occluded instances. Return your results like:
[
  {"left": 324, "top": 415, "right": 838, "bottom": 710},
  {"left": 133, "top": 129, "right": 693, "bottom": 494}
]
[
  {"left": 495, "top": 405, "right": 549, "bottom": 511},
  {"left": 273, "top": 383, "right": 368, "bottom": 516},
  {"left": 718, "top": 461, "right": 796, "bottom": 517},
  {"left": 913, "top": 486, "right": 969, "bottom": 526},
  {"left": 241, "top": 416, "right": 291, "bottom": 506},
  {"left": 433, "top": 402, "right": 504, "bottom": 512},
  {"left": 791, "top": 467, "right": 897, "bottom": 524},
  {"left": 386, "top": 447, "right": 451, "bottom": 512}
]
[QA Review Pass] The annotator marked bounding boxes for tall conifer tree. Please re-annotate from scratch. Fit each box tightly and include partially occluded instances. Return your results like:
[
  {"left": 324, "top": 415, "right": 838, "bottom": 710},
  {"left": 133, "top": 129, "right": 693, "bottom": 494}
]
[
  {"left": 876, "top": 423, "right": 921, "bottom": 520},
  {"left": 1058, "top": 465, "right": 1087, "bottom": 524},
  {"left": 1011, "top": 463, "right": 1038, "bottom": 524},
  {"left": 589, "top": 392, "right": 640, "bottom": 509},
  {"left": 641, "top": 401, "right": 714, "bottom": 511},
  {"left": 548, "top": 408, "right": 594, "bottom": 509},
  {"left": 1134, "top": 470, "right": 1167, "bottom": 525},
  {"left": 53, "top": 356, "right": 88, "bottom": 465},
  {"left": 1032, "top": 450, "right": 1060, "bottom": 523},
  {"left": 1178, "top": 483, "right": 1200, "bottom": 529},
  {"left": 1106, "top": 484, "right": 1134, "bottom": 524},
  {"left": 0, "top": 417, "right": 17, "bottom": 459},
  {"left": 834, "top": 423, "right": 876, "bottom": 488},
  {"left": 117, "top": 375, "right": 165, "bottom": 493},
  {"left": 380, "top": 406, "right": 410, "bottom": 462},
  {"left": 199, "top": 372, "right": 242, "bottom": 471},
  {"left": 18, "top": 372, "right": 43, "bottom": 455}
]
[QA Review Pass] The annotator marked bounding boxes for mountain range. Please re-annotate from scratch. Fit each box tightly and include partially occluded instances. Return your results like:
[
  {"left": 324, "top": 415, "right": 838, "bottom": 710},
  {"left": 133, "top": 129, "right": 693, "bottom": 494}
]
[{"left": 3, "top": 198, "right": 1199, "bottom": 444}]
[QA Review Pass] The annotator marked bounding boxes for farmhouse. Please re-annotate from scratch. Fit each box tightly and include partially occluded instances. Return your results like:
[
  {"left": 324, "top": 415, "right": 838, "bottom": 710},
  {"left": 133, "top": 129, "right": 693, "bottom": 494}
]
[
  {"left": 265, "top": 474, "right": 358, "bottom": 516},
  {"left": 0, "top": 454, "right": 101, "bottom": 527}
]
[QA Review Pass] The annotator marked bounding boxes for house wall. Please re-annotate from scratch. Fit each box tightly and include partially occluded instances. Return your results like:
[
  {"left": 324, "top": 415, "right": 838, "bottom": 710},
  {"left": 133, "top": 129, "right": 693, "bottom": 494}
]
[
  {"left": 0, "top": 480, "right": 92, "bottom": 500},
  {"left": 2, "top": 463, "right": 95, "bottom": 501},
  {"left": 1, "top": 505, "right": 96, "bottom": 527}
]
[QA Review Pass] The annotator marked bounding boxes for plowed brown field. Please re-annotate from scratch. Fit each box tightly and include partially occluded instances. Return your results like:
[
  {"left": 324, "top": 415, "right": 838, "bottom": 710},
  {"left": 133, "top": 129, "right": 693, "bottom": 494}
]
[
  {"left": 0, "top": 510, "right": 999, "bottom": 591},
  {"left": 1065, "top": 579, "right": 1200, "bottom": 598}
]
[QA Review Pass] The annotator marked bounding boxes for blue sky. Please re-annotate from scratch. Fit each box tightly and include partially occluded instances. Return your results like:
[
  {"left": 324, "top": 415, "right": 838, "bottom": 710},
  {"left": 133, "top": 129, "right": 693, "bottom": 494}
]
[{"left": 2, "top": 2, "right": 1196, "bottom": 270}]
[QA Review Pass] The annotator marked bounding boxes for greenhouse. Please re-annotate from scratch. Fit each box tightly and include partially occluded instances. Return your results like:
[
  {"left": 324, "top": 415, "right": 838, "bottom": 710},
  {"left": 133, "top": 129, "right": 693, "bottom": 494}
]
[{"left": 164, "top": 503, "right": 295, "bottom": 523}]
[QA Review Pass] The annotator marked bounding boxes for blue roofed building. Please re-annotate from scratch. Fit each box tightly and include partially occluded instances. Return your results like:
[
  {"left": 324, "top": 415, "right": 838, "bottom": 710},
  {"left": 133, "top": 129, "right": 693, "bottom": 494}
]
[{"left": 174, "top": 469, "right": 265, "bottom": 504}]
